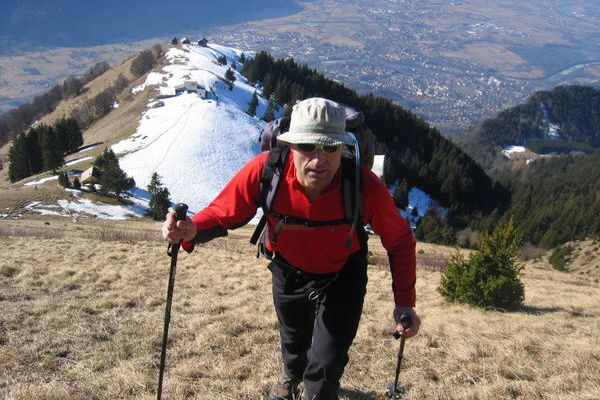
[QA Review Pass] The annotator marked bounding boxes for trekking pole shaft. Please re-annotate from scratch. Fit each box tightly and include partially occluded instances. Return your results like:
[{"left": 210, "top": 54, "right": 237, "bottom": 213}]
[
  {"left": 391, "top": 313, "right": 411, "bottom": 393},
  {"left": 157, "top": 247, "right": 179, "bottom": 400},
  {"left": 157, "top": 203, "right": 188, "bottom": 400},
  {"left": 392, "top": 336, "right": 406, "bottom": 391}
]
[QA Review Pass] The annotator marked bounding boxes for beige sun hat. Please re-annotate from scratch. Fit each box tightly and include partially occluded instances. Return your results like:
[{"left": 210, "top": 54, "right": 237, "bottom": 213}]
[{"left": 276, "top": 97, "right": 357, "bottom": 146}]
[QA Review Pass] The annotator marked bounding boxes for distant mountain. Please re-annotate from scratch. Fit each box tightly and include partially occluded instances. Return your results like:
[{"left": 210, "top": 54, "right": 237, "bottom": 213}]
[
  {"left": 0, "top": 0, "right": 300, "bottom": 52},
  {"left": 460, "top": 85, "right": 600, "bottom": 172}
]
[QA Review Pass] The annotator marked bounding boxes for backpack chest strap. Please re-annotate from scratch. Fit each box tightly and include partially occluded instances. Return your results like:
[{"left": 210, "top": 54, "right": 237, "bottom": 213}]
[{"left": 270, "top": 210, "right": 350, "bottom": 244}]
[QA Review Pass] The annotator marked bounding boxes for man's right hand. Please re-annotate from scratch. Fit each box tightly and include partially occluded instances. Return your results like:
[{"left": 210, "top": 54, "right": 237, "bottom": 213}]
[{"left": 162, "top": 210, "right": 197, "bottom": 244}]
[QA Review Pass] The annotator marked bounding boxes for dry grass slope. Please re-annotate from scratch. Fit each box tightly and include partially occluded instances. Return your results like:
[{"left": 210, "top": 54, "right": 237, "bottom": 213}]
[{"left": 0, "top": 221, "right": 598, "bottom": 400}]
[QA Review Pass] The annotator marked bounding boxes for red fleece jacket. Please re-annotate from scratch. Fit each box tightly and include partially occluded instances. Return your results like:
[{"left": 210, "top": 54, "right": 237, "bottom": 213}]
[{"left": 183, "top": 151, "right": 416, "bottom": 307}]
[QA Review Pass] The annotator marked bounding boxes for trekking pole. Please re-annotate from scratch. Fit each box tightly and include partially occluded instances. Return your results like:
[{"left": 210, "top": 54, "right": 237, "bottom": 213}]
[
  {"left": 157, "top": 203, "right": 188, "bottom": 400},
  {"left": 386, "top": 313, "right": 412, "bottom": 399}
]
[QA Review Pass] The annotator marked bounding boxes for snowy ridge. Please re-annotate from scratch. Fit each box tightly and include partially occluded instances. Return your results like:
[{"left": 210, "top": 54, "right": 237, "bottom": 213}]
[{"left": 113, "top": 43, "right": 267, "bottom": 213}]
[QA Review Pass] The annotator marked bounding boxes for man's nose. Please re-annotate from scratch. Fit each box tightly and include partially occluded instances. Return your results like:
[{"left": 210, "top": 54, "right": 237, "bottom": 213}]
[{"left": 311, "top": 149, "right": 328, "bottom": 161}]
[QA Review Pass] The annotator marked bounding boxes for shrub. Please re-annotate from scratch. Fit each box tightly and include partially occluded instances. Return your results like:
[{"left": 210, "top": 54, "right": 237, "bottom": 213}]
[
  {"left": 548, "top": 245, "right": 574, "bottom": 271},
  {"left": 438, "top": 218, "right": 525, "bottom": 310},
  {"left": 58, "top": 171, "right": 70, "bottom": 188}
]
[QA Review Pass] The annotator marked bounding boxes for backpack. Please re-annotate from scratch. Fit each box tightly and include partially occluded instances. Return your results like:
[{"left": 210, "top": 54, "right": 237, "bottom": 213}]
[
  {"left": 259, "top": 117, "right": 290, "bottom": 151},
  {"left": 250, "top": 144, "right": 368, "bottom": 259}
]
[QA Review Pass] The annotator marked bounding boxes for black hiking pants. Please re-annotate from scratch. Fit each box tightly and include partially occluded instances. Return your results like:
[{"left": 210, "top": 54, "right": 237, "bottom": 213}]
[{"left": 269, "top": 251, "right": 368, "bottom": 400}]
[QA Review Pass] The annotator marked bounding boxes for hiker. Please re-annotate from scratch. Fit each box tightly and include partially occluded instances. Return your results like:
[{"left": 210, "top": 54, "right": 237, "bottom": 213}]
[{"left": 162, "top": 97, "right": 420, "bottom": 400}]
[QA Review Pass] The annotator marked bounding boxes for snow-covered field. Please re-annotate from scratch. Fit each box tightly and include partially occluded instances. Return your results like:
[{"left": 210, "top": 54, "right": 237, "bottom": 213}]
[{"left": 114, "top": 44, "right": 266, "bottom": 213}]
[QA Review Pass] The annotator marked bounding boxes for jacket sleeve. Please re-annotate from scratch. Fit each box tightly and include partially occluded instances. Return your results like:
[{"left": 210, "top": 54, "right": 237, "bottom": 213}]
[
  {"left": 362, "top": 168, "right": 416, "bottom": 307},
  {"left": 181, "top": 153, "right": 267, "bottom": 252}
]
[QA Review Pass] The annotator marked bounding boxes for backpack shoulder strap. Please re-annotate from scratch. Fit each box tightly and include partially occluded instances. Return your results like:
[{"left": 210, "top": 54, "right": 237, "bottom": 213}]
[
  {"left": 250, "top": 146, "right": 290, "bottom": 245},
  {"left": 341, "top": 154, "right": 367, "bottom": 251}
]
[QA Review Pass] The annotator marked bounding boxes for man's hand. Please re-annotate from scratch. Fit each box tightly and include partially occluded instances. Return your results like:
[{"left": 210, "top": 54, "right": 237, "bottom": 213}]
[
  {"left": 393, "top": 307, "right": 421, "bottom": 338},
  {"left": 162, "top": 210, "right": 197, "bottom": 244}
]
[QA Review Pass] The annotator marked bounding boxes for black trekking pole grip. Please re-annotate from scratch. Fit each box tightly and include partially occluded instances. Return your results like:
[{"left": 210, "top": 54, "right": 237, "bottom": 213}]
[
  {"left": 173, "top": 203, "right": 189, "bottom": 221},
  {"left": 167, "top": 203, "right": 189, "bottom": 256},
  {"left": 393, "top": 313, "right": 412, "bottom": 339},
  {"left": 157, "top": 203, "right": 188, "bottom": 400}
]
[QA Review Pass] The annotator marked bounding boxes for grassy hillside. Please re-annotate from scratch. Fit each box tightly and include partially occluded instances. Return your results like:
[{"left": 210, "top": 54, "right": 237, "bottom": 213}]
[
  {"left": 0, "top": 45, "right": 167, "bottom": 187},
  {"left": 1, "top": 219, "right": 598, "bottom": 399}
]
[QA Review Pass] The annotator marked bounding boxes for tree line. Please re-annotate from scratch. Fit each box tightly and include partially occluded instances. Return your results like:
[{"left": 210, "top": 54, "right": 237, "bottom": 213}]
[
  {"left": 475, "top": 152, "right": 600, "bottom": 248},
  {"left": 242, "top": 51, "right": 508, "bottom": 216},
  {"left": 8, "top": 117, "right": 83, "bottom": 182}
]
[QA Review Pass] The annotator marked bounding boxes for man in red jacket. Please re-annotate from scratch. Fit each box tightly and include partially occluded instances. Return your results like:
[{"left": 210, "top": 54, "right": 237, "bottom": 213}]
[{"left": 162, "top": 97, "right": 420, "bottom": 400}]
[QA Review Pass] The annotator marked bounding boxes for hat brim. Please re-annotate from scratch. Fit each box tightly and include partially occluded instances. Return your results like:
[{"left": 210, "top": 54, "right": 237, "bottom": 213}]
[{"left": 277, "top": 130, "right": 357, "bottom": 146}]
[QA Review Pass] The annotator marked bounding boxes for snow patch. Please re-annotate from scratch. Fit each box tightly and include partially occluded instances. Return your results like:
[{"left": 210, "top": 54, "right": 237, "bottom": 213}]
[
  {"left": 24, "top": 176, "right": 58, "bottom": 186},
  {"left": 64, "top": 156, "right": 93, "bottom": 166},
  {"left": 25, "top": 197, "right": 147, "bottom": 220},
  {"left": 502, "top": 145, "right": 526, "bottom": 158}
]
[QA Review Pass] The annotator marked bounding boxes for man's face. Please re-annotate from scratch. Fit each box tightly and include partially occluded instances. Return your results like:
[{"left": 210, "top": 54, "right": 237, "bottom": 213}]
[{"left": 291, "top": 144, "right": 343, "bottom": 197}]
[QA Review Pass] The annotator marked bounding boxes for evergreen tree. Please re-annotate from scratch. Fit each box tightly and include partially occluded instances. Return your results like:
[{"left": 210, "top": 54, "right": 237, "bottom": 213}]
[
  {"left": 25, "top": 127, "right": 43, "bottom": 175},
  {"left": 262, "top": 73, "right": 276, "bottom": 99},
  {"left": 8, "top": 132, "right": 29, "bottom": 182},
  {"left": 147, "top": 172, "right": 171, "bottom": 220},
  {"left": 73, "top": 177, "right": 81, "bottom": 190},
  {"left": 247, "top": 91, "right": 259, "bottom": 116},
  {"left": 263, "top": 98, "right": 275, "bottom": 122},
  {"left": 239, "top": 52, "right": 246, "bottom": 64},
  {"left": 94, "top": 149, "right": 135, "bottom": 199},
  {"left": 58, "top": 171, "right": 70, "bottom": 188},
  {"left": 39, "top": 124, "right": 63, "bottom": 173},
  {"left": 415, "top": 208, "right": 456, "bottom": 245},
  {"left": 225, "top": 68, "right": 236, "bottom": 88},
  {"left": 439, "top": 218, "right": 525, "bottom": 310},
  {"left": 217, "top": 55, "right": 227, "bottom": 65},
  {"left": 54, "top": 117, "right": 82, "bottom": 154},
  {"left": 171, "top": 37, "right": 178, "bottom": 45}
]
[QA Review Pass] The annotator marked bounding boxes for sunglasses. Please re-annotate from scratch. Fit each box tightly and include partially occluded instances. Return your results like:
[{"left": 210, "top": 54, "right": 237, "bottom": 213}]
[{"left": 293, "top": 143, "right": 343, "bottom": 153}]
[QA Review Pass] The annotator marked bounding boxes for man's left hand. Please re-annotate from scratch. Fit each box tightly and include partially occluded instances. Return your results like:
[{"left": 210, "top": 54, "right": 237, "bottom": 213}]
[{"left": 393, "top": 307, "right": 421, "bottom": 338}]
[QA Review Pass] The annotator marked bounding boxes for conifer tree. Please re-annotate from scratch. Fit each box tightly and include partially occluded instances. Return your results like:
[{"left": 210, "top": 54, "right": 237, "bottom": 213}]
[
  {"left": 239, "top": 52, "right": 246, "bottom": 64},
  {"left": 73, "top": 177, "right": 81, "bottom": 190},
  {"left": 171, "top": 37, "right": 178, "bottom": 45},
  {"left": 225, "top": 68, "right": 236, "bottom": 84},
  {"left": 8, "top": 132, "right": 29, "bottom": 182},
  {"left": 58, "top": 171, "right": 70, "bottom": 188},
  {"left": 439, "top": 218, "right": 524, "bottom": 310},
  {"left": 262, "top": 73, "right": 276, "bottom": 99},
  {"left": 25, "top": 127, "right": 43, "bottom": 175},
  {"left": 94, "top": 149, "right": 135, "bottom": 199},
  {"left": 39, "top": 124, "right": 63, "bottom": 174},
  {"left": 247, "top": 91, "right": 259, "bottom": 116},
  {"left": 263, "top": 98, "right": 275, "bottom": 122},
  {"left": 55, "top": 117, "right": 82, "bottom": 154},
  {"left": 147, "top": 172, "right": 171, "bottom": 220}
]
